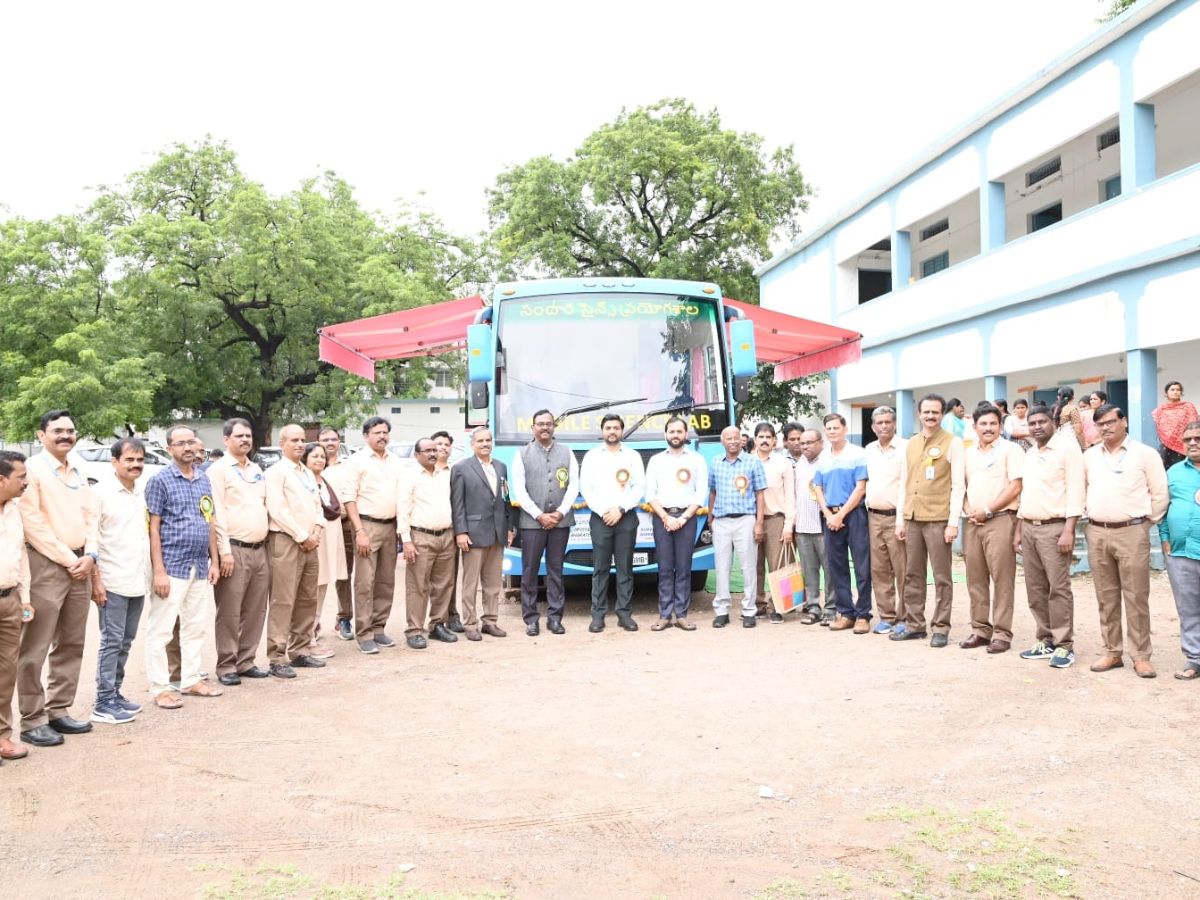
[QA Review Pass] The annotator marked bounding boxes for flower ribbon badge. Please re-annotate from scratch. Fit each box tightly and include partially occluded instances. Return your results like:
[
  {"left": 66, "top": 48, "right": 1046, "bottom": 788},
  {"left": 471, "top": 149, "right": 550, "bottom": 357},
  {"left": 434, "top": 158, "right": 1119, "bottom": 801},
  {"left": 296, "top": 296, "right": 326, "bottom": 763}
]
[
  {"left": 615, "top": 468, "right": 631, "bottom": 487},
  {"left": 676, "top": 467, "right": 691, "bottom": 484},
  {"left": 555, "top": 466, "right": 569, "bottom": 489},
  {"left": 199, "top": 495, "right": 215, "bottom": 524},
  {"left": 928, "top": 447, "right": 943, "bottom": 459},
  {"left": 733, "top": 474, "right": 749, "bottom": 495}
]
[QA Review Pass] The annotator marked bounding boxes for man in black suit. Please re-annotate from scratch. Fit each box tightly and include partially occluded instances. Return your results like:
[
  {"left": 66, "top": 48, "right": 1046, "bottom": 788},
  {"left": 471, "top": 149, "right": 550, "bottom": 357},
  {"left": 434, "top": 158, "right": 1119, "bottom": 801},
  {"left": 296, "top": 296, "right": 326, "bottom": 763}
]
[{"left": 451, "top": 428, "right": 515, "bottom": 641}]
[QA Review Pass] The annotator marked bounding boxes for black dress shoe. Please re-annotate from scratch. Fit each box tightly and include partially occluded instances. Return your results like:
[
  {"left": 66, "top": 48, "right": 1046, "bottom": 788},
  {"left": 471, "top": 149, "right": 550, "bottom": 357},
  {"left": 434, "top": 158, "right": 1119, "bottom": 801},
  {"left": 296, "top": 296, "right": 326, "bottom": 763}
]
[
  {"left": 237, "top": 666, "right": 270, "bottom": 679},
  {"left": 429, "top": 623, "right": 458, "bottom": 643},
  {"left": 406, "top": 634, "right": 428, "bottom": 649},
  {"left": 588, "top": 618, "right": 605, "bottom": 633},
  {"left": 290, "top": 655, "right": 327, "bottom": 668},
  {"left": 712, "top": 614, "right": 730, "bottom": 628},
  {"left": 929, "top": 634, "right": 949, "bottom": 649},
  {"left": 218, "top": 672, "right": 242, "bottom": 686},
  {"left": 889, "top": 629, "right": 928, "bottom": 642},
  {"left": 742, "top": 615, "right": 757, "bottom": 628},
  {"left": 526, "top": 622, "right": 540, "bottom": 636},
  {"left": 48, "top": 716, "right": 93, "bottom": 735},
  {"left": 617, "top": 617, "right": 639, "bottom": 632},
  {"left": 547, "top": 619, "right": 565, "bottom": 635},
  {"left": 21, "top": 725, "right": 64, "bottom": 747},
  {"left": 448, "top": 616, "right": 466, "bottom": 634},
  {"left": 269, "top": 663, "right": 297, "bottom": 679}
]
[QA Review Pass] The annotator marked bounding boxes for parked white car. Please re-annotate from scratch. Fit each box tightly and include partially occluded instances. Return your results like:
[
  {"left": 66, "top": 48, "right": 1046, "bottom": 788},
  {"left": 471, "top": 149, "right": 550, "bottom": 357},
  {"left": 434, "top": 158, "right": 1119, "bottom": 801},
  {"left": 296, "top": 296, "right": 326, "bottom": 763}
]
[{"left": 75, "top": 442, "right": 170, "bottom": 486}]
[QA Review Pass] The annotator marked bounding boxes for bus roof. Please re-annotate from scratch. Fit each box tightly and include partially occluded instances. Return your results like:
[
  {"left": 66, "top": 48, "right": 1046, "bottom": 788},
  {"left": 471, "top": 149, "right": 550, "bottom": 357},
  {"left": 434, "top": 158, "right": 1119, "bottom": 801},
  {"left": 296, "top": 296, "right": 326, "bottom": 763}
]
[{"left": 491, "top": 277, "right": 722, "bottom": 302}]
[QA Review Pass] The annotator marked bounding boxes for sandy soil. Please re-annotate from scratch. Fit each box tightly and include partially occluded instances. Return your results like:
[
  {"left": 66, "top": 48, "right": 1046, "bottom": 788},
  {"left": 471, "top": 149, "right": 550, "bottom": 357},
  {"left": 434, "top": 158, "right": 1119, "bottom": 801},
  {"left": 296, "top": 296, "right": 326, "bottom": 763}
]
[{"left": 2, "top": 560, "right": 1200, "bottom": 900}]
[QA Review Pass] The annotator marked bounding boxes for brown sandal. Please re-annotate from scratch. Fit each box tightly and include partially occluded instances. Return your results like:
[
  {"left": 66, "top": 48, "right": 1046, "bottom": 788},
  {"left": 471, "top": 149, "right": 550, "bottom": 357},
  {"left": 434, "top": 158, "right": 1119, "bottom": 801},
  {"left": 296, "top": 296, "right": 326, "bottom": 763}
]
[
  {"left": 674, "top": 618, "right": 696, "bottom": 631},
  {"left": 155, "top": 691, "right": 183, "bottom": 710},
  {"left": 651, "top": 619, "right": 672, "bottom": 632},
  {"left": 181, "top": 682, "right": 224, "bottom": 698},
  {"left": 799, "top": 611, "right": 821, "bottom": 625}
]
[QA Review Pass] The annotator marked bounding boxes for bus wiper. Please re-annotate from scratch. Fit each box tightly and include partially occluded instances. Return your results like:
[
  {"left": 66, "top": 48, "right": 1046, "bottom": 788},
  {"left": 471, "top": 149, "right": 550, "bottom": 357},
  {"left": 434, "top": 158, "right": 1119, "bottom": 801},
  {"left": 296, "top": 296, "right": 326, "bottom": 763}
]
[
  {"left": 554, "top": 397, "right": 647, "bottom": 425},
  {"left": 622, "top": 402, "right": 695, "bottom": 441}
]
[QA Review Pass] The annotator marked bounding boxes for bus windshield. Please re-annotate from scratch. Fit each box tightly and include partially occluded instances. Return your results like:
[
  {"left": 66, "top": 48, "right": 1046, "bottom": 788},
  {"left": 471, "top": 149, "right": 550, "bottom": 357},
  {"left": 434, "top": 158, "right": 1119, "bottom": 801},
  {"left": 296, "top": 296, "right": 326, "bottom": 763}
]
[{"left": 493, "top": 293, "right": 729, "bottom": 442}]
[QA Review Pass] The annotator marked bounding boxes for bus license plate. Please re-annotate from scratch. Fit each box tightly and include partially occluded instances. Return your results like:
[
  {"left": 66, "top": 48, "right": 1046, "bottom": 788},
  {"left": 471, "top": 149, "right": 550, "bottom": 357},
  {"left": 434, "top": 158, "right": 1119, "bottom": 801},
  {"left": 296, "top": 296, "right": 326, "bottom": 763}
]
[{"left": 633, "top": 552, "right": 649, "bottom": 566}]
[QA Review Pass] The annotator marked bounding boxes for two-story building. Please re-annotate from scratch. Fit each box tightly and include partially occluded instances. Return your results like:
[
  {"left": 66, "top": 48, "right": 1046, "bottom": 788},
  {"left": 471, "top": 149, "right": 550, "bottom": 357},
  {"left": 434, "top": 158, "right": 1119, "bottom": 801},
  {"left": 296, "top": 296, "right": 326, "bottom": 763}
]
[{"left": 758, "top": 0, "right": 1200, "bottom": 449}]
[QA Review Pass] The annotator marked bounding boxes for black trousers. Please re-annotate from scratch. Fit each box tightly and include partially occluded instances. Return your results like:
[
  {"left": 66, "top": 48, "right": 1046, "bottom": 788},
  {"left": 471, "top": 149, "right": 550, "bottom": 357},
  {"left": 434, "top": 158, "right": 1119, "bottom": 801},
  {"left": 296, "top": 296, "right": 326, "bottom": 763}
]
[
  {"left": 589, "top": 510, "right": 638, "bottom": 619},
  {"left": 519, "top": 527, "right": 569, "bottom": 625}
]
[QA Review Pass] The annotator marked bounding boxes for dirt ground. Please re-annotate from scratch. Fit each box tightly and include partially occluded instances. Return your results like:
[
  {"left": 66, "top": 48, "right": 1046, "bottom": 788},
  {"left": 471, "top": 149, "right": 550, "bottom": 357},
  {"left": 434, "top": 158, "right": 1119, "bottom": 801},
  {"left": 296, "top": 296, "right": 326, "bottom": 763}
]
[{"left": 3, "top": 558, "right": 1200, "bottom": 900}]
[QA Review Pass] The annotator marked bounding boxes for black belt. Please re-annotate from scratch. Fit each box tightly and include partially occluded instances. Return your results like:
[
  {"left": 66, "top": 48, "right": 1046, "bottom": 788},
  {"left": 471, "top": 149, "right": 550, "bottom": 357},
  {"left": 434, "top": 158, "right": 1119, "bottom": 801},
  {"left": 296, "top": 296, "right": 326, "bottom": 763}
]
[
  {"left": 1023, "top": 517, "right": 1066, "bottom": 526},
  {"left": 664, "top": 507, "right": 688, "bottom": 515},
  {"left": 764, "top": 512, "right": 784, "bottom": 519},
  {"left": 0, "top": 586, "right": 13, "bottom": 598},
  {"left": 1089, "top": 518, "right": 1146, "bottom": 529},
  {"left": 360, "top": 514, "right": 397, "bottom": 525},
  {"left": 971, "top": 510, "right": 1015, "bottom": 522},
  {"left": 718, "top": 513, "right": 747, "bottom": 519},
  {"left": 230, "top": 538, "right": 265, "bottom": 550},
  {"left": 411, "top": 526, "right": 449, "bottom": 536},
  {"left": 867, "top": 507, "right": 896, "bottom": 516}
]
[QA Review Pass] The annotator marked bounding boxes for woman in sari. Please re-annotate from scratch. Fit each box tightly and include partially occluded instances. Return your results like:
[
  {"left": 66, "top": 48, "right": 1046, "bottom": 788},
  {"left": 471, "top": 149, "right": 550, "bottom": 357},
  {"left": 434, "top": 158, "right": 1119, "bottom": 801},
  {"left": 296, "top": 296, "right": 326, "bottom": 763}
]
[
  {"left": 1152, "top": 381, "right": 1199, "bottom": 469},
  {"left": 302, "top": 442, "right": 347, "bottom": 658}
]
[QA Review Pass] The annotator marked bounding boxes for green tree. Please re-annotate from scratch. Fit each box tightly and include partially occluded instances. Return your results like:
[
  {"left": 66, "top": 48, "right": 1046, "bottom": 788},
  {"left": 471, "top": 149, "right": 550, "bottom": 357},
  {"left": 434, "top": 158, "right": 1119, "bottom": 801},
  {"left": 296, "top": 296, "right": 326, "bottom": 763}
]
[
  {"left": 736, "top": 363, "right": 825, "bottom": 427},
  {"left": 487, "top": 98, "right": 811, "bottom": 302},
  {"left": 1099, "top": 0, "right": 1138, "bottom": 22}
]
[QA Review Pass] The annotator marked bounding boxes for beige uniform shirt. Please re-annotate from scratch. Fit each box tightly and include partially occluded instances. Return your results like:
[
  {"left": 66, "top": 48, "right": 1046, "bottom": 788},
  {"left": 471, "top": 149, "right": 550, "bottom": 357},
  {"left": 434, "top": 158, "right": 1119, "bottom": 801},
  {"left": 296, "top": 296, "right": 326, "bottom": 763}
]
[
  {"left": 1018, "top": 439, "right": 1084, "bottom": 521},
  {"left": 864, "top": 438, "right": 906, "bottom": 511},
  {"left": 19, "top": 451, "right": 99, "bottom": 567},
  {"left": 208, "top": 455, "right": 269, "bottom": 553},
  {"left": 0, "top": 499, "right": 30, "bottom": 604},
  {"left": 964, "top": 439, "right": 1025, "bottom": 512},
  {"left": 756, "top": 453, "right": 795, "bottom": 531},
  {"left": 266, "top": 460, "right": 323, "bottom": 543},
  {"left": 1083, "top": 437, "right": 1169, "bottom": 523},
  {"left": 344, "top": 448, "right": 403, "bottom": 520},
  {"left": 397, "top": 466, "right": 452, "bottom": 542}
]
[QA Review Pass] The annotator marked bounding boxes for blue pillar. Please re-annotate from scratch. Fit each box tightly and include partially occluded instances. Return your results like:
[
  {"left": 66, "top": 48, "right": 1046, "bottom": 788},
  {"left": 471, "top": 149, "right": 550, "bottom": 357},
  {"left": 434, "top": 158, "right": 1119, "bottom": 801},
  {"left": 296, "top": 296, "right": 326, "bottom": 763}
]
[
  {"left": 980, "top": 181, "right": 1006, "bottom": 252},
  {"left": 1126, "top": 348, "right": 1158, "bottom": 445},
  {"left": 984, "top": 375, "right": 1008, "bottom": 404},
  {"left": 827, "top": 368, "right": 838, "bottom": 421},
  {"left": 891, "top": 230, "right": 912, "bottom": 290},
  {"left": 1119, "top": 56, "right": 1156, "bottom": 190},
  {"left": 896, "top": 389, "right": 916, "bottom": 437}
]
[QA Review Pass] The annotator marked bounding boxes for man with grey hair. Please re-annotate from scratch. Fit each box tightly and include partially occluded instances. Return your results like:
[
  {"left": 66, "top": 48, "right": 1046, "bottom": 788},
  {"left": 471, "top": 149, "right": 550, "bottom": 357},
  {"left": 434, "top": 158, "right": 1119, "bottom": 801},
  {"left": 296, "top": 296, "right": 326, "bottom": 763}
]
[
  {"left": 785, "top": 425, "right": 831, "bottom": 625},
  {"left": 864, "top": 406, "right": 907, "bottom": 634}
]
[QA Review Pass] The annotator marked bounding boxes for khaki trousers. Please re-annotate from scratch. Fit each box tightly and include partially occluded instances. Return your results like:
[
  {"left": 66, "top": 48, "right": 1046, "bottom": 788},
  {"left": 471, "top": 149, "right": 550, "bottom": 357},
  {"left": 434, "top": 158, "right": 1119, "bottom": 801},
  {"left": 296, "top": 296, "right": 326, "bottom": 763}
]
[
  {"left": 460, "top": 543, "right": 503, "bottom": 629},
  {"left": 352, "top": 519, "right": 396, "bottom": 641},
  {"left": 213, "top": 543, "right": 270, "bottom": 676},
  {"left": 405, "top": 530, "right": 455, "bottom": 636},
  {"left": 963, "top": 515, "right": 1017, "bottom": 641},
  {"left": 18, "top": 549, "right": 91, "bottom": 730},
  {"left": 1020, "top": 520, "right": 1075, "bottom": 650},
  {"left": 0, "top": 591, "right": 20, "bottom": 741},
  {"left": 868, "top": 510, "right": 906, "bottom": 624},
  {"left": 754, "top": 515, "right": 788, "bottom": 615},
  {"left": 901, "top": 520, "right": 954, "bottom": 635},
  {"left": 1086, "top": 521, "right": 1153, "bottom": 661},
  {"left": 144, "top": 568, "right": 212, "bottom": 694},
  {"left": 267, "top": 532, "right": 320, "bottom": 663}
]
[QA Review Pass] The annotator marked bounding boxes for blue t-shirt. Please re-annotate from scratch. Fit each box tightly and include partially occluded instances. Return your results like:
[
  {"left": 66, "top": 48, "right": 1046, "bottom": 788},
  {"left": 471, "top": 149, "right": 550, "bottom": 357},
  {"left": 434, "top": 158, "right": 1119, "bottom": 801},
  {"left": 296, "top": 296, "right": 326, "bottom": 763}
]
[{"left": 812, "top": 444, "right": 869, "bottom": 507}]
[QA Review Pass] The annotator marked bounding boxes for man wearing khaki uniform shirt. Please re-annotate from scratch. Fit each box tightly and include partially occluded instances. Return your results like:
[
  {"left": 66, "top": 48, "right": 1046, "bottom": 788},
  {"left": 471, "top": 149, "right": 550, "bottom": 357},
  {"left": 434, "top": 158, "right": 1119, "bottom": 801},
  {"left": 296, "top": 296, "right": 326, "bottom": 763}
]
[
  {"left": 1014, "top": 404, "right": 1084, "bottom": 669},
  {"left": 1, "top": 451, "right": 34, "bottom": 762},
  {"left": 959, "top": 404, "right": 1024, "bottom": 653},
  {"left": 399, "top": 438, "right": 456, "bottom": 649},
  {"left": 17, "top": 410, "right": 99, "bottom": 746},
  {"left": 265, "top": 424, "right": 325, "bottom": 678},
  {"left": 209, "top": 418, "right": 271, "bottom": 685},
  {"left": 752, "top": 423, "right": 794, "bottom": 623},
  {"left": 342, "top": 417, "right": 403, "bottom": 654},
  {"left": 1083, "top": 404, "right": 1169, "bottom": 678},
  {"left": 864, "top": 407, "right": 907, "bottom": 633}
]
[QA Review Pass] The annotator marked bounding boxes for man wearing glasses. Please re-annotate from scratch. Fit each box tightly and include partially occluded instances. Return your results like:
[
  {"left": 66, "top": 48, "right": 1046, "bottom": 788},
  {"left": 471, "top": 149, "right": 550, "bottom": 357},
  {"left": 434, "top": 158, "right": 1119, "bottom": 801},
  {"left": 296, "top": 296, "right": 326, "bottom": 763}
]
[
  {"left": 1083, "top": 404, "right": 1168, "bottom": 678},
  {"left": 318, "top": 427, "right": 357, "bottom": 643},
  {"left": 17, "top": 410, "right": 100, "bottom": 747},
  {"left": 1159, "top": 420, "right": 1200, "bottom": 681},
  {"left": 399, "top": 438, "right": 456, "bottom": 648},
  {"left": 511, "top": 410, "right": 577, "bottom": 636},
  {"left": 785, "top": 425, "right": 832, "bottom": 625},
  {"left": 208, "top": 418, "right": 271, "bottom": 685}
]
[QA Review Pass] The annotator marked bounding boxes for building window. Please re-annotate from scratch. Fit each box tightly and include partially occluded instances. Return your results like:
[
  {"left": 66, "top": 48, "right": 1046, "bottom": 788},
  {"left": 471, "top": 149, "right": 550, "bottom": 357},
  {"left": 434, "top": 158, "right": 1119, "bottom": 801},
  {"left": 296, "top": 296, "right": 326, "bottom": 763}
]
[
  {"left": 1097, "top": 127, "right": 1120, "bottom": 152},
  {"left": 858, "top": 269, "right": 892, "bottom": 304},
  {"left": 1102, "top": 175, "right": 1121, "bottom": 202},
  {"left": 429, "top": 406, "right": 441, "bottom": 414},
  {"left": 390, "top": 407, "right": 403, "bottom": 414},
  {"left": 1029, "top": 202, "right": 1063, "bottom": 233},
  {"left": 433, "top": 370, "right": 453, "bottom": 388},
  {"left": 1026, "top": 157, "right": 1061, "bottom": 187},
  {"left": 920, "top": 252, "right": 949, "bottom": 278},
  {"left": 919, "top": 218, "right": 949, "bottom": 241}
]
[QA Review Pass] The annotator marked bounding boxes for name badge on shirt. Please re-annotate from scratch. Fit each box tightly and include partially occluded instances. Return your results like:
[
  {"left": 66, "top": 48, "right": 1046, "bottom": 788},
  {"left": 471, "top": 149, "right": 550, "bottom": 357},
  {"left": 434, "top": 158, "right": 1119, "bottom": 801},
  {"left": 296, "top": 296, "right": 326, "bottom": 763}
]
[{"left": 925, "top": 466, "right": 936, "bottom": 481}]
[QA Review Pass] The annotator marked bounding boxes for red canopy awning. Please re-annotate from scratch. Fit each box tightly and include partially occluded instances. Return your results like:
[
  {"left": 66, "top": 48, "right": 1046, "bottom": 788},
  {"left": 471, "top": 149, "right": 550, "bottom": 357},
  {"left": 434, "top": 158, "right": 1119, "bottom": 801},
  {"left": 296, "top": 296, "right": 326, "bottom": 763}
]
[
  {"left": 319, "top": 294, "right": 860, "bottom": 383},
  {"left": 318, "top": 295, "right": 486, "bottom": 381},
  {"left": 723, "top": 298, "right": 861, "bottom": 382}
]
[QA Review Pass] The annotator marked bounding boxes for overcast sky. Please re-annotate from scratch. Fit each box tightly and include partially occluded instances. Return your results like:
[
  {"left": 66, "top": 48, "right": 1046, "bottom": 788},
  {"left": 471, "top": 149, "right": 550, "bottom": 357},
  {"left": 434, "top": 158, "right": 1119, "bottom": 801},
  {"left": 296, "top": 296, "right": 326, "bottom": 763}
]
[{"left": 2, "top": 0, "right": 1105, "bottom": 251}]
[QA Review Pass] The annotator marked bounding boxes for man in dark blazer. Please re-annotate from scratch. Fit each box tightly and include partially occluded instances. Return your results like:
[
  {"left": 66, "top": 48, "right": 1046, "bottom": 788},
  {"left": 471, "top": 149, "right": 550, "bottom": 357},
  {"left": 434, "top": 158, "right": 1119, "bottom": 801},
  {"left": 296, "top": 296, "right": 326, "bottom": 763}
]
[{"left": 451, "top": 428, "right": 515, "bottom": 641}]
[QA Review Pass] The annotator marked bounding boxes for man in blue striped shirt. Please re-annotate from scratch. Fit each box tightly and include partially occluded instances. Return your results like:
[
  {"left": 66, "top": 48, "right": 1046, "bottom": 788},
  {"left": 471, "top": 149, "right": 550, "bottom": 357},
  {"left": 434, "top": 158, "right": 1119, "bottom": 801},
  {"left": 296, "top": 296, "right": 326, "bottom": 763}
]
[
  {"left": 708, "top": 426, "right": 766, "bottom": 628},
  {"left": 1160, "top": 419, "right": 1200, "bottom": 682}
]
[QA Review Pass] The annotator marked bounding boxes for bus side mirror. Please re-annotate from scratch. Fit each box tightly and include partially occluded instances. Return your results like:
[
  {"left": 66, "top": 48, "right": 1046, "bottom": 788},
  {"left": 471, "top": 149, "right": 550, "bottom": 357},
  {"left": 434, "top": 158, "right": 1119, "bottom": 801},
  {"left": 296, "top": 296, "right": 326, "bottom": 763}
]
[
  {"left": 729, "top": 318, "right": 757, "bottom": 378},
  {"left": 734, "top": 376, "right": 751, "bottom": 404},
  {"left": 469, "top": 382, "right": 489, "bottom": 411},
  {"left": 466, "top": 323, "right": 493, "bottom": 412}
]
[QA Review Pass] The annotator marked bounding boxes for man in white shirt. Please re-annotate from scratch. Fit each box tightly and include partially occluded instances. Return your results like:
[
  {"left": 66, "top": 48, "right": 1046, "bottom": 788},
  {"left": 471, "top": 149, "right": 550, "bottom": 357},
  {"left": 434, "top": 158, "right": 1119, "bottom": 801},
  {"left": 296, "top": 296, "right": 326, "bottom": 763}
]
[
  {"left": 579, "top": 414, "right": 646, "bottom": 633},
  {"left": 752, "top": 423, "right": 794, "bottom": 624},
  {"left": 645, "top": 416, "right": 708, "bottom": 631},
  {"left": 864, "top": 406, "right": 907, "bottom": 634},
  {"left": 89, "top": 439, "right": 153, "bottom": 725},
  {"left": 784, "top": 425, "right": 832, "bottom": 625}
]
